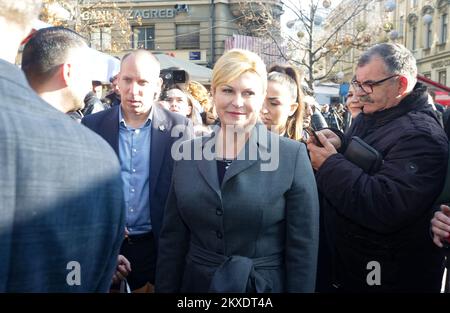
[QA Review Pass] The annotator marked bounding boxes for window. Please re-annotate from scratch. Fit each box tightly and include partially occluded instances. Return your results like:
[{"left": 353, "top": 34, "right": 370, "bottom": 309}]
[
  {"left": 132, "top": 26, "right": 155, "bottom": 50},
  {"left": 441, "top": 13, "right": 448, "bottom": 44},
  {"left": 439, "top": 70, "right": 447, "bottom": 86},
  {"left": 411, "top": 0, "right": 418, "bottom": 7},
  {"left": 425, "top": 22, "right": 432, "bottom": 49},
  {"left": 423, "top": 72, "right": 431, "bottom": 79},
  {"left": 412, "top": 26, "right": 417, "bottom": 50},
  {"left": 90, "top": 27, "right": 111, "bottom": 51},
  {"left": 399, "top": 16, "right": 404, "bottom": 37},
  {"left": 176, "top": 24, "right": 200, "bottom": 49}
]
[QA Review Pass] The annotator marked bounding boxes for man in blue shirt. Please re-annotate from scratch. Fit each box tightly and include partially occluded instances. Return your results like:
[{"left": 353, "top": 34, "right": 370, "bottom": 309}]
[{"left": 82, "top": 50, "right": 192, "bottom": 292}]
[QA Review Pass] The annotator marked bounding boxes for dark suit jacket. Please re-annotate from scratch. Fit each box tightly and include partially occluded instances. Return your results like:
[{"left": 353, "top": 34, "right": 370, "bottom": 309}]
[
  {"left": 156, "top": 125, "right": 320, "bottom": 293},
  {"left": 82, "top": 105, "right": 192, "bottom": 239},
  {"left": 0, "top": 59, "right": 125, "bottom": 292}
]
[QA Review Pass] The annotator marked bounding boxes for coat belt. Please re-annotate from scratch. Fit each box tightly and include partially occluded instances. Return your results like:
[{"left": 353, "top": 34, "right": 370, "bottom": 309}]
[{"left": 187, "top": 242, "right": 283, "bottom": 293}]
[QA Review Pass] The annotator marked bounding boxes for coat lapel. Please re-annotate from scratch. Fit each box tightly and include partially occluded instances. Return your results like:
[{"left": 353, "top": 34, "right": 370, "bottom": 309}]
[
  {"left": 197, "top": 134, "right": 222, "bottom": 198},
  {"left": 150, "top": 107, "right": 170, "bottom": 199},
  {"left": 102, "top": 106, "right": 120, "bottom": 156}
]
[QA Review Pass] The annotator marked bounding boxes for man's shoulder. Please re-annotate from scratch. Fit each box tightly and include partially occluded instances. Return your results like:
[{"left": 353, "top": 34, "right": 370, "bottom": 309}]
[
  {"left": 82, "top": 106, "right": 118, "bottom": 129},
  {"left": 4, "top": 104, "right": 116, "bottom": 162},
  {"left": 83, "top": 106, "right": 117, "bottom": 121},
  {"left": 0, "top": 63, "right": 118, "bottom": 169},
  {"left": 403, "top": 109, "right": 447, "bottom": 142},
  {"left": 52, "top": 112, "right": 117, "bottom": 159}
]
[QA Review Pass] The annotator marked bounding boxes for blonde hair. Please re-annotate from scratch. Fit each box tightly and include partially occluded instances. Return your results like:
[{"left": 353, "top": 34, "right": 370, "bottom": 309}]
[
  {"left": 211, "top": 49, "right": 267, "bottom": 93},
  {"left": 187, "top": 80, "right": 211, "bottom": 112}
]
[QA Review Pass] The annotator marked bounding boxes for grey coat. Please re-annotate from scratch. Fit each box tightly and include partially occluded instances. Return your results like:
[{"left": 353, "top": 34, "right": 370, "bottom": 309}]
[
  {"left": 0, "top": 59, "right": 125, "bottom": 292},
  {"left": 155, "top": 125, "right": 320, "bottom": 293}
]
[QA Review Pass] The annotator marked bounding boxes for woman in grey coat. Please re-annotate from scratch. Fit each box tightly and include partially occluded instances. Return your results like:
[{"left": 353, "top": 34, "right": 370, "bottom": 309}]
[{"left": 155, "top": 49, "right": 320, "bottom": 293}]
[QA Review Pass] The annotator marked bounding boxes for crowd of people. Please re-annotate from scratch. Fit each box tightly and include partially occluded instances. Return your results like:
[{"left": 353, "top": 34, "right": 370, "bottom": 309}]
[{"left": 2, "top": 0, "right": 450, "bottom": 293}]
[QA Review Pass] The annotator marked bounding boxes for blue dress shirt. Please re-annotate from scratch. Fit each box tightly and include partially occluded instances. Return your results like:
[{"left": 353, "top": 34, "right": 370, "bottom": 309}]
[{"left": 119, "top": 109, "right": 152, "bottom": 235}]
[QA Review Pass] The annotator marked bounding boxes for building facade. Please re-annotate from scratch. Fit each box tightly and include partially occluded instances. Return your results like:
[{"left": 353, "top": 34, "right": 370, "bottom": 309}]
[
  {"left": 79, "top": 0, "right": 283, "bottom": 67},
  {"left": 321, "top": 0, "right": 450, "bottom": 87},
  {"left": 391, "top": 0, "right": 449, "bottom": 86},
  {"left": 321, "top": 0, "right": 389, "bottom": 83}
]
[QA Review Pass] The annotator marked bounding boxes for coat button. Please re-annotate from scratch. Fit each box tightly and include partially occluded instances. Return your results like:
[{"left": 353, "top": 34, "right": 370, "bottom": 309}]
[
  {"left": 216, "top": 230, "right": 223, "bottom": 239},
  {"left": 216, "top": 208, "right": 223, "bottom": 216}
]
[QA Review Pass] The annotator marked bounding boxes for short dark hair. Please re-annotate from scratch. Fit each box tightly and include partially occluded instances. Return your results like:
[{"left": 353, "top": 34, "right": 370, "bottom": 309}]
[
  {"left": 357, "top": 43, "right": 417, "bottom": 79},
  {"left": 22, "top": 27, "right": 87, "bottom": 84}
]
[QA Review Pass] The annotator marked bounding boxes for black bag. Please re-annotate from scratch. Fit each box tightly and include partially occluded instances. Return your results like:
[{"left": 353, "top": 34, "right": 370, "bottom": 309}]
[
  {"left": 344, "top": 136, "right": 383, "bottom": 174},
  {"left": 434, "top": 142, "right": 450, "bottom": 206}
]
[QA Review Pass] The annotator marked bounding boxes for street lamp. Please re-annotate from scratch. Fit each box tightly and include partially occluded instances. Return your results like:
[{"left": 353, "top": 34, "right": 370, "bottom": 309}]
[
  {"left": 314, "top": 15, "right": 324, "bottom": 26},
  {"left": 423, "top": 14, "right": 433, "bottom": 24},
  {"left": 384, "top": 0, "right": 396, "bottom": 12},
  {"left": 287, "top": 19, "right": 297, "bottom": 28},
  {"left": 389, "top": 30, "right": 399, "bottom": 40}
]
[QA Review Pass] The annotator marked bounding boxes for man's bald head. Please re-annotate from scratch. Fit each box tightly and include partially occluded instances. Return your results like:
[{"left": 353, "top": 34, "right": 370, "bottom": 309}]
[
  {"left": 118, "top": 50, "right": 163, "bottom": 117},
  {"left": 121, "top": 50, "right": 160, "bottom": 72}
]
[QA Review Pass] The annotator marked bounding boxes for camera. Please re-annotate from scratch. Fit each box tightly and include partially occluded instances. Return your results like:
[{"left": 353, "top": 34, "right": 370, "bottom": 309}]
[
  {"left": 160, "top": 69, "right": 187, "bottom": 85},
  {"left": 159, "top": 68, "right": 190, "bottom": 102}
]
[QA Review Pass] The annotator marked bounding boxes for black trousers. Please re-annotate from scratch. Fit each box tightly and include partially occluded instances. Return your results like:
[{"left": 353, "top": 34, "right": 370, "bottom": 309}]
[{"left": 120, "top": 232, "right": 156, "bottom": 290}]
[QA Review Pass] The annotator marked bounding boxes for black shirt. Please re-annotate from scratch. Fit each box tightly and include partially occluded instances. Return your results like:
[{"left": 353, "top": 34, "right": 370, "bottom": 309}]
[{"left": 216, "top": 159, "right": 233, "bottom": 186}]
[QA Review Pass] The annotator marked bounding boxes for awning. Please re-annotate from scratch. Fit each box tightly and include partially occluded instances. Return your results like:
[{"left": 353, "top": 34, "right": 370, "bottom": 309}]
[
  {"left": 417, "top": 74, "right": 450, "bottom": 106},
  {"left": 88, "top": 49, "right": 120, "bottom": 83},
  {"left": 436, "top": 91, "right": 450, "bottom": 106},
  {"left": 313, "top": 83, "right": 340, "bottom": 96}
]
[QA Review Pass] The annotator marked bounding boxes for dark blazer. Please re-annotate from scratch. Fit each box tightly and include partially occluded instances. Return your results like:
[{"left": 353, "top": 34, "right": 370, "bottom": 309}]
[
  {"left": 155, "top": 125, "right": 320, "bottom": 293},
  {"left": 0, "top": 59, "right": 125, "bottom": 292},
  {"left": 82, "top": 105, "right": 192, "bottom": 239}
]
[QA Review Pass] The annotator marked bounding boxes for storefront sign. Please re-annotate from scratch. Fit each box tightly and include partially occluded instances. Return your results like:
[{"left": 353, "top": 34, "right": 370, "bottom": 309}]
[
  {"left": 81, "top": 10, "right": 113, "bottom": 21},
  {"left": 129, "top": 8, "right": 175, "bottom": 20},
  {"left": 81, "top": 8, "right": 175, "bottom": 21},
  {"left": 189, "top": 51, "right": 201, "bottom": 61},
  {"left": 431, "top": 59, "right": 450, "bottom": 69}
]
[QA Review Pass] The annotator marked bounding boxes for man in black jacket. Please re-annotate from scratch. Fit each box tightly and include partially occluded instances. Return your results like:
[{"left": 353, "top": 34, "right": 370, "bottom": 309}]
[{"left": 308, "top": 43, "right": 448, "bottom": 292}]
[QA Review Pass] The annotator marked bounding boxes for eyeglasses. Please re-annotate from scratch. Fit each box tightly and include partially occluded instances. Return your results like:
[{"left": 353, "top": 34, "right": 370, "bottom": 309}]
[{"left": 351, "top": 74, "right": 399, "bottom": 94}]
